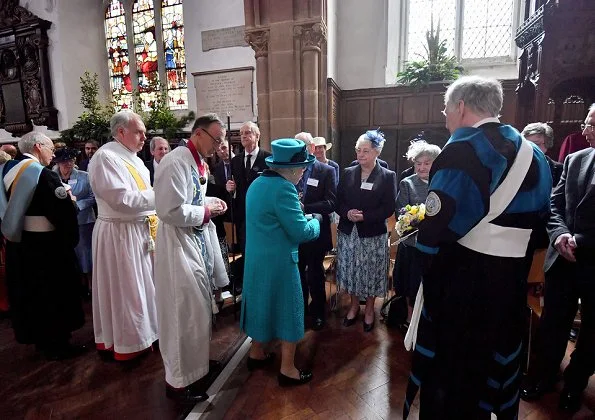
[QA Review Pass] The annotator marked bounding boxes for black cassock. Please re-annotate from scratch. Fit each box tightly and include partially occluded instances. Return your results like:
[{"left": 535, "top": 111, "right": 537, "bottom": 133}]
[{"left": 5, "top": 163, "right": 84, "bottom": 346}]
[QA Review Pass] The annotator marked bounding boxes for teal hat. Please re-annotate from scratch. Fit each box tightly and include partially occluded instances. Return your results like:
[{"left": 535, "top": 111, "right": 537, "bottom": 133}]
[{"left": 265, "top": 139, "right": 316, "bottom": 168}]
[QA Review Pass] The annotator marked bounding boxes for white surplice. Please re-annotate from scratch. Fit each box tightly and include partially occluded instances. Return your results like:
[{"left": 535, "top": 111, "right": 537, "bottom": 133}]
[
  {"left": 88, "top": 141, "right": 158, "bottom": 355},
  {"left": 153, "top": 145, "right": 229, "bottom": 388}
]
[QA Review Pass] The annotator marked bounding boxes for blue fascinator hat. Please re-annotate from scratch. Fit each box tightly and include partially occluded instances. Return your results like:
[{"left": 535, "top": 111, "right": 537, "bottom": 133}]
[
  {"left": 54, "top": 147, "right": 81, "bottom": 162},
  {"left": 364, "top": 129, "right": 386, "bottom": 148},
  {"left": 265, "top": 139, "right": 316, "bottom": 168}
]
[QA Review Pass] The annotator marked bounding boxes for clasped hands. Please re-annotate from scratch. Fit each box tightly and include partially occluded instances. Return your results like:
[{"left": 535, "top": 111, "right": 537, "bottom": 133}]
[
  {"left": 554, "top": 233, "right": 577, "bottom": 262},
  {"left": 347, "top": 209, "right": 364, "bottom": 223},
  {"left": 206, "top": 198, "right": 227, "bottom": 218}
]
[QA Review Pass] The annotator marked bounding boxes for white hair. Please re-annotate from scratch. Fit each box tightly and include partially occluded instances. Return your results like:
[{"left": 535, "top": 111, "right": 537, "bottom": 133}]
[
  {"left": 522, "top": 122, "right": 554, "bottom": 149},
  {"left": 18, "top": 131, "right": 50, "bottom": 154},
  {"left": 356, "top": 134, "right": 384, "bottom": 155},
  {"left": 295, "top": 132, "right": 314, "bottom": 145},
  {"left": 149, "top": 136, "right": 170, "bottom": 152},
  {"left": 241, "top": 121, "right": 260, "bottom": 137},
  {"left": 405, "top": 140, "right": 441, "bottom": 162},
  {"left": 445, "top": 76, "right": 503, "bottom": 117},
  {"left": 589, "top": 103, "right": 595, "bottom": 113},
  {"left": 110, "top": 110, "right": 141, "bottom": 137}
]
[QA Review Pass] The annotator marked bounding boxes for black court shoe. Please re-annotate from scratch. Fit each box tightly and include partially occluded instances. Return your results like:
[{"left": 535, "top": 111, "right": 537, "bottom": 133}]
[
  {"left": 343, "top": 307, "right": 360, "bottom": 327},
  {"left": 278, "top": 370, "right": 313, "bottom": 387},
  {"left": 247, "top": 352, "right": 276, "bottom": 371}
]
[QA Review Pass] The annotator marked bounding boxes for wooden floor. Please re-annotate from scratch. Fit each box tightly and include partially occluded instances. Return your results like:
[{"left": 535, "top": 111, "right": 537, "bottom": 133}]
[
  {"left": 2, "top": 292, "right": 595, "bottom": 419},
  {"left": 0, "top": 301, "right": 245, "bottom": 420}
]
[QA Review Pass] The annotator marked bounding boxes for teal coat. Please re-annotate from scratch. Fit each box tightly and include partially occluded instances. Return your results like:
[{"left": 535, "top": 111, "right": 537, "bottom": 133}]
[{"left": 240, "top": 171, "right": 320, "bottom": 343}]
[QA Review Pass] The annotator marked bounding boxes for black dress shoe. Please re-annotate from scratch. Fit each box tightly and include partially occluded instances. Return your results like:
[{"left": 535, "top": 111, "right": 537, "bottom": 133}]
[
  {"left": 520, "top": 379, "right": 556, "bottom": 401},
  {"left": 44, "top": 344, "right": 88, "bottom": 361},
  {"left": 247, "top": 352, "right": 275, "bottom": 371},
  {"left": 312, "top": 318, "right": 325, "bottom": 331},
  {"left": 343, "top": 308, "right": 360, "bottom": 327},
  {"left": 559, "top": 389, "right": 581, "bottom": 412},
  {"left": 278, "top": 370, "right": 313, "bottom": 387},
  {"left": 166, "top": 385, "right": 208, "bottom": 404}
]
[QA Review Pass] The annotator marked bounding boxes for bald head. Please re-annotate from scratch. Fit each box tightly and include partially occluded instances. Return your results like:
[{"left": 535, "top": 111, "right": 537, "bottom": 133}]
[{"left": 1, "top": 144, "right": 17, "bottom": 159}]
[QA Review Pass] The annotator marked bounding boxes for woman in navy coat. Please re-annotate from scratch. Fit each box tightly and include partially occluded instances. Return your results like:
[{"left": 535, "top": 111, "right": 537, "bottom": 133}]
[
  {"left": 54, "top": 147, "right": 96, "bottom": 297},
  {"left": 240, "top": 139, "right": 320, "bottom": 386},
  {"left": 336, "top": 130, "right": 397, "bottom": 332}
]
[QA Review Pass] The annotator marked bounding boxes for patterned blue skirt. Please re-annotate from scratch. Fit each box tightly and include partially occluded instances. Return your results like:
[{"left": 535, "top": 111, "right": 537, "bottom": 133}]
[{"left": 336, "top": 226, "right": 388, "bottom": 298}]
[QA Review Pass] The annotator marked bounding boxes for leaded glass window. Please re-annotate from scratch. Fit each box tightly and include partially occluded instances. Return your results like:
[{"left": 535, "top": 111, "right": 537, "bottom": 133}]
[
  {"left": 161, "top": 0, "right": 187, "bottom": 109},
  {"left": 105, "top": 0, "right": 133, "bottom": 110},
  {"left": 133, "top": 0, "right": 159, "bottom": 110},
  {"left": 103, "top": 0, "right": 187, "bottom": 111},
  {"left": 405, "top": 0, "right": 517, "bottom": 65}
]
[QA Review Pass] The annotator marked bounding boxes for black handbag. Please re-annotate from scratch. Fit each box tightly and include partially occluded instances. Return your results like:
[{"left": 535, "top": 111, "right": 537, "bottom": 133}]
[{"left": 381, "top": 294, "right": 408, "bottom": 328}]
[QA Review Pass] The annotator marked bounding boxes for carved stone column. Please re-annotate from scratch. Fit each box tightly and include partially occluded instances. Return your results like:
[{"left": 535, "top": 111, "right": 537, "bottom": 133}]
[
  {"left": 244, "top": 0, "right": 327, "bottom": 148},
  {"left": 294, "top": 22, "right": 326, "bottom": 136},
  {"left": 245, "top": 29, "right": 270, "bottom": 148}
]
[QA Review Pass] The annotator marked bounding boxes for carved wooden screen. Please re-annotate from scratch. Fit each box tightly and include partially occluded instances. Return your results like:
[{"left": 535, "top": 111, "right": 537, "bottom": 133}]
[{"left": 0, "top": 1, "right": 58, "bottom": 134}]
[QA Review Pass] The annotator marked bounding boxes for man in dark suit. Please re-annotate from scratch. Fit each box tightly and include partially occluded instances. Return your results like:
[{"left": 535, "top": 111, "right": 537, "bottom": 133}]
[
  {"left": 295, "top": 133, "right": 336, "bottom": 330},
  {"left": 144, "top": 136, "right": 170, "bottom": 185},
  {"left": 521, "top": 105, "right": 595, "bottom": 411},
  {"left": 226, "top": 121, "right": 271, "bottom": 252},
  {"left": 77, "top": 140, "right": 99, "bottom": 171}
]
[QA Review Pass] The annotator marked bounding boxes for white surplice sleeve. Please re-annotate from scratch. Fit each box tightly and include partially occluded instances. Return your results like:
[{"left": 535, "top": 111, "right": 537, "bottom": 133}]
[
  {"left": 90, "top": 151, "right": 155, "bottom": 213},
  {"left": 154, "top": 157, "right": 207, "bottom": 227}
]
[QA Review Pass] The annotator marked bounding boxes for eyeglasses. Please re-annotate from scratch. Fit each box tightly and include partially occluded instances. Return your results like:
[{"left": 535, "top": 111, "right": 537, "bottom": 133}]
[
  {"left": 581, "top": 123, "right": 594, "bottom": 132},
  {"left": 38, "top": 143, "right": 55, "bottom": 153},
  {"left": 201, "top": 128, "right": 223, "bottom": 145}
]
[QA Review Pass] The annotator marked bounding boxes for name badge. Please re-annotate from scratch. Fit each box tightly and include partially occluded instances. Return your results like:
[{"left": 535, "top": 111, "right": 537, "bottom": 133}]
[
  {"left": 361, "top": 182, "right": 373, "bottom": 190},
  {"left": 68, "top": 179, "right": 78, "bottom": 186},
  {"left": 306, "top": 178, "right": 319, "bottom": 187}
]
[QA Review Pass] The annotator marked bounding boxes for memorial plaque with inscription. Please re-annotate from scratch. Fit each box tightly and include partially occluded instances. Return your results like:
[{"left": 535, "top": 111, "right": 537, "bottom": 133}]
[
  {"left": 201, "top": 26, "right": 247, "bottom": 51},
  {"left": 192, "top": 67, "right": 254, "bottom": 123}
]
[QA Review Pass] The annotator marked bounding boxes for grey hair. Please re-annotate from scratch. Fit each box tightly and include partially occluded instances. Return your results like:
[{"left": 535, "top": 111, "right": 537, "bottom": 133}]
[
  {"left": 356, "top": 134, "right": 384, "bottom": 155},
  {"left": 0, "top": 150, "right": 11, "bottom": 164},
  {"left": 589, "top": 103, "right": 595, "bottom": 113},
  {"left": 110, "top": 110, "right": 142, "bottom": 137},
  {"left": 522, "top": 122, "right": 554, "bottom": 149},
  {"left": 444, "top": 76, "right": 503, "bottom": 117},
  {"left": 295, "top": 132, "right": 314, "bottom": 145},
  {"left": 241, "top": 121, "right": 260, "bottom": 137},
  {"left": 405, "top": 140, "right": 441, "bottom": 162},
  {"left": 149, "top": 136, "right": 170, "bottom": 152},
  {"left": 18, "top": 131, "right": 50, "bottom": 154}
]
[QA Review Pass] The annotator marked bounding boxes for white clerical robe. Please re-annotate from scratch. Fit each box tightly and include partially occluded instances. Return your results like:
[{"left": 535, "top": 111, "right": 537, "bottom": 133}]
[
  {"left": 88, "top": 141, "right": 158, "bottom": 356},
  {"left": 154, "top": 145, "right": 229, "bottom": 388}
]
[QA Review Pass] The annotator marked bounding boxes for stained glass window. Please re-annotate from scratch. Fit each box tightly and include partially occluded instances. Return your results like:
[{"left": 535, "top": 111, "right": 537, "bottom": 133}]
[
  {"left": 162, "top": 0, "right": 187, "bottom": 110},
  {"left": 405, "top": 0, "right": 517, "bottom": 64},
  {"left": 105, "top": 0, "right": 133, "bottom": 110},
  {"left": 133, "top": 0, "right": 159, "bottom": 110}
]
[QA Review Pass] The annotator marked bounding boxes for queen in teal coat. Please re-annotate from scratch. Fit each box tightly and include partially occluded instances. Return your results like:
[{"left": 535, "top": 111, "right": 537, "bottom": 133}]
[{"left": 240, "top": 138, "right": 320, "bottom": 387}]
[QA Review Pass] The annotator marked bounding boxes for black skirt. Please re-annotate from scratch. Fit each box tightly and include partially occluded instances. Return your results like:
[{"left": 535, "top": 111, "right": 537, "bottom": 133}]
[{"left": 393, "top": 243, "right": 423, "bottom": 302}]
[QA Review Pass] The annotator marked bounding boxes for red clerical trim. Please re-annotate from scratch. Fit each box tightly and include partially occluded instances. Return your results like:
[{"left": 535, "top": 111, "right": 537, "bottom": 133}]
[
  {"left": 95, "top": 343, "right": 155, "bottom": 361},
  {"left": 186, "top": 139, "right": 206, "bottom": 177}
]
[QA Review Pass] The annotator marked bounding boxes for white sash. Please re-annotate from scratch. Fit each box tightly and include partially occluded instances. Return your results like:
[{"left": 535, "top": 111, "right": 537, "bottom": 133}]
[{"left": 405, "top": 140, "right": 534, "bottom": 351}]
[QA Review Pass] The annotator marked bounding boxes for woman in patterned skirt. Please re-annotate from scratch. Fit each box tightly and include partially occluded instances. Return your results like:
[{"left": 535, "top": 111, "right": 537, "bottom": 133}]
[{"left": 336, "top": 130, "right": 397, "bottom": 332}]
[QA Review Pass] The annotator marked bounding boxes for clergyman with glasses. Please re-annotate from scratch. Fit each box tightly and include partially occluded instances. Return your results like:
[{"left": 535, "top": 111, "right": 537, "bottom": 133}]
[
  {"left": 1, "top": 132, "right": 85, "bottom": 360},
  {"left": 521, "top": 104, "right": 595, "bottom": 412},
  {"left": 153, "top": 113, "right": 229, "bottom": 403}
]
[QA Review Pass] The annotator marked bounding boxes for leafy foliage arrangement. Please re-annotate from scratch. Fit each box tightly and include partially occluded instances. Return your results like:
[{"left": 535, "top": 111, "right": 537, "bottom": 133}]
[
  {"left": 397, "top": 20, "right": 463, "bottom": 89},
  {"left": 59, "top": 71, "right": 113, "bottom": 144}
]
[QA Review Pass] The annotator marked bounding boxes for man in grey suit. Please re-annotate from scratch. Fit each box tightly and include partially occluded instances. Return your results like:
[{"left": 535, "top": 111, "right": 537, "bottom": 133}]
[{"left": 522, "top": 104, "right": 595, "bottom": 412}]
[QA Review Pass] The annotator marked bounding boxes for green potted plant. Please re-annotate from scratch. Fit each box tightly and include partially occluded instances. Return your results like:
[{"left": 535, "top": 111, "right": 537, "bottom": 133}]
[
  {"left": 397, "top": 20, "right": 463, "bottom": 89},
  {"left": 60, "top": 71, "right": 114, "bottom": 145}
]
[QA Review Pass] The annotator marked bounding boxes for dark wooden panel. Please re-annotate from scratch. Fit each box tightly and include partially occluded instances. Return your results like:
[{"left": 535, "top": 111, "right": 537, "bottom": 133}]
[
  {"left": 372, "top": 97, "right": 400, "bottom": 126},
  {"left": 430, "top": 93, "right": 446, "bottom": 124},
  {"left": 402, "top": 96, "right": 429, "bottom": 124},
  {"left": 343, "top": 99, "right": 370, "bottom": 127}
]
